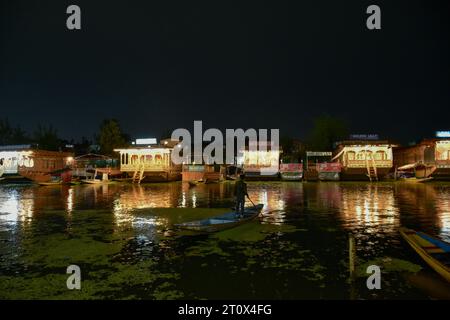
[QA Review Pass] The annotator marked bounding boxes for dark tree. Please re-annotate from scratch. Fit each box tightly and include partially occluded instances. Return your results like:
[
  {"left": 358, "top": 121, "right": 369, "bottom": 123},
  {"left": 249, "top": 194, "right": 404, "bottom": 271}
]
[
  {"left": 34, "top": 124, "right": 61, "bottom": 151},
  {"left": 96, "top": 119, "right": 128, "bottom": 155},
  {"left": 0, "top": 118, "right": 13, "bottom": 145},
  {"left": 308, "top": 115, "right": 348, "bottom": 151}
]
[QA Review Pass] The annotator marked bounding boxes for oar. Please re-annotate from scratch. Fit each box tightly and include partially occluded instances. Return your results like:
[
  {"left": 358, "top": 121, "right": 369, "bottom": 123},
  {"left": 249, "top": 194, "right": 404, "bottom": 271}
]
[{"left": 247, "top": 195, "right": 256, "bottom": 207}]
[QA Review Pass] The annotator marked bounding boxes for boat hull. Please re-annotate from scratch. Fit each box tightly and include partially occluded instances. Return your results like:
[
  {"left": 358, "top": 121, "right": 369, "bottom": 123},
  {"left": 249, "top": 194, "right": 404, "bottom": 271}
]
[
  {"left": 176, "top": 204, "right": 264, "bottom": 233},
  {"left": 400, "top": 227, "right": 450, "bottom": 283}
]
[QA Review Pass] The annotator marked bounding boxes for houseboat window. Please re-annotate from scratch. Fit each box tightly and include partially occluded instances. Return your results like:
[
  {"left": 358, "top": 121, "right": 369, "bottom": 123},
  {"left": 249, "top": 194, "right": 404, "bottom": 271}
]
[
  {"left": 131, "top": 155, "right": 138, "bottom": 165},
  {"left": 346, "top": 151, "right": 356, "bottom": 161},
  {"left": 375, "top": 150, "right": 387, "bottom": 160},
  {"left": 140, "top": 155, "right": 145, "bottom": 164},
  {"left": 155, "top": 154, "right": 162, "bottom": 165},
  {"left": 126, "top": 153, "right": 129, "bottom": 165},
  {"left": 121, "top": 154, "right": 125, "bottom": 165},
  {"left": 146, "top": 155, "right": 153, "bottom": 163},
  {"left": 356, "top": 152, "right": 365, "bottom": 160}
]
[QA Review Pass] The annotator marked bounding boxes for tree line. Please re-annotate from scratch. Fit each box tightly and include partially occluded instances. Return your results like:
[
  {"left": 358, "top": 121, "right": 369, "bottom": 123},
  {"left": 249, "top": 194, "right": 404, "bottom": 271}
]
[
  {"left": 0, "top": 118, "right": 129, "bottom": 156},
  {"left": 0, "top": 115, "right": 348, "bottom": 158}
]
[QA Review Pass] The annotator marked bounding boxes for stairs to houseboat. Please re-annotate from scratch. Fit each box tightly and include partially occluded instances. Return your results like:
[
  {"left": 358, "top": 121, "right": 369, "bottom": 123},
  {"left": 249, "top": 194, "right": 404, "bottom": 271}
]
[
  {"left": 132, "top": 165, "right": 145, "bottom": 184},
  {"left": 366, "top": 156, "right": 378, "bottom": 181}
]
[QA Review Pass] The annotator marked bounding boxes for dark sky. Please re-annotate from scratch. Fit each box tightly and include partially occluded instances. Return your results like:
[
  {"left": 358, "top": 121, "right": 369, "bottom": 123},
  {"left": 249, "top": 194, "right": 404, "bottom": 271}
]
[{"left": 1, "top": 0, "right": 449, "bottom": 144}]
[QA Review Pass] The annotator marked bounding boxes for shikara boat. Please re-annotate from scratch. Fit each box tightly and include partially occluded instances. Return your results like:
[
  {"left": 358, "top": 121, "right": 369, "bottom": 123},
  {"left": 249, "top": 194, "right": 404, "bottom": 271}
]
[
  {"left": 400, "top": 177, "right": 434, "bottom": 183},
  {"left": 400, "top": 227, "right": 450, "bottom": 282},
  {"left": 175, "top": 204, "right": 264, "bottom": 232},
  {"left": 38, "top": 181, "right": 63, "bottom": 186},
  {"left": 187, "top": 180, "right": 200, "bottom": 187},
  {"left": 81, "top": 178, "right": 116, "bottom": 185}
]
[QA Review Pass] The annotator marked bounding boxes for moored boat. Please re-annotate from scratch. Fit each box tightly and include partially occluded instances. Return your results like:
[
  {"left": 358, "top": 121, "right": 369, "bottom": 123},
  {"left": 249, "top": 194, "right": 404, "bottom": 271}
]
[
  {"left": 175, "top": 204, "right": 264, "bottom": 232},
  {"left": 187, "top": 180, "right": 200, "bottom": 187},
  {"left": 400, "top": 227, "right": 450, "bottom": 282}
]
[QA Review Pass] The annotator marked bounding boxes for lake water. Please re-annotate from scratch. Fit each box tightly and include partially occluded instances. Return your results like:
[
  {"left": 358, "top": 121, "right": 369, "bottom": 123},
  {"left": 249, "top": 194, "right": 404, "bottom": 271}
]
[{"left": 1, "top": 181, "right": 450, "bottom": 299}]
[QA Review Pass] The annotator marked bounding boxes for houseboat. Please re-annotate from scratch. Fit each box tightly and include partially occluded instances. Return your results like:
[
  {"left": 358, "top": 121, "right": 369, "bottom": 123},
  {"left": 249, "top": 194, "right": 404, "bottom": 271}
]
[
  {"left": 182, "top": 164, "right": 225, "bottom": 184},
  {"left": 317, "top": 162, "right": 341, "bottom": 181},
  {"left": 304, "top": 151, "right": 339, "bottom": 181},
  {"left": 0, "top": 145, "right": 32, "bottom": 182},
  {"left": 393, "top": 136, "right": 450, "bottom": 180},
  {"left": 114, "top": 139, "right": 182, "bottom": 183},
  {"left": 238, "top": 141, "right": 281, "bottom": 180},
  {"left": 332, "top": 139, "right": 395, "bottom": 181},
  {"left": 280, "top": 163, "right": 303, "bottom": 181},
  {"left": 72, "top": 153, "right": 121, "bottom": 180},
  {"left": 17, "top": 149, "right": 74, "bottom": 184}
]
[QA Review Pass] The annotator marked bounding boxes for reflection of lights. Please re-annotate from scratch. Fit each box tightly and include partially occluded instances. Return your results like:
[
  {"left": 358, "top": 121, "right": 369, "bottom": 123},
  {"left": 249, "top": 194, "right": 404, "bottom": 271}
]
[
  {"left": 66, "top": 188, "right": 74, "bottom": 214},
  {"left": 181, "top": 192, "right": 186, "bottom": 208},
  {"left": 192, "top": 192, "right": 197, "bottom": 208},
  {"left": 0, "top": 190, "right": 34, "bottom": 225},
  {"left": 340, "top": 185, "right": 398, "bottom": 233}
]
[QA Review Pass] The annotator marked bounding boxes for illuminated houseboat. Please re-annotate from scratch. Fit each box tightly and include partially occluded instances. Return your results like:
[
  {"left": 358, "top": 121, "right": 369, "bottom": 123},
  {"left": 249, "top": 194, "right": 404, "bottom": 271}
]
[
  {"left": 304, "top": 151, "right": 340, "bottom": 181},
  {"left": 114, "top": 139, "right": 182, "bottom": 183},
  {"left": 0, "top": 145, "right": 32, "bottom": 182},
  {"left": 72, "top": 153, "right": 121, "bottom": 180},
  {"left": 332, "top": 138, "right": 395, "bottom": 181},
  {"left": 280, "top": 163, "right": 303, "bottom": 181},
  {"left": 182, "top": 164, "right": 225, "bottom": 183},
  {"left": 393, "top": 134, "right": 450, "bottom": 180},
  {"left": 17, "top": 150, "right": 74, "bottom": 184},
  {"left": 238, "top": 141, "right": 281, "bottom": 180},
  {"left": 1, "top": 145, "right": 73, "bottom": 183}
]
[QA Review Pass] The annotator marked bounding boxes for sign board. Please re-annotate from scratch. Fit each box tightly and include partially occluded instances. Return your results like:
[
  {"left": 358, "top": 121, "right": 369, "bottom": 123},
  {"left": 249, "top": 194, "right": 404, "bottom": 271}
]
[
  {"left": 280, "top": 163, "right": 303, "bottom": 172},
  {"left": 317, "top": 162, "right": 341, "bottom": 172},
  {"left": 306, "top": 151, "right": 332, "bottom": 157},
  {"left": 349, "top": 134, "right": 379, "bottom": 140},
  {"left": 436, "top": 131, "right": 450, "bottom": 138},
  {"left": 135, "top": 138, "right": 157, "bottom": 145}
]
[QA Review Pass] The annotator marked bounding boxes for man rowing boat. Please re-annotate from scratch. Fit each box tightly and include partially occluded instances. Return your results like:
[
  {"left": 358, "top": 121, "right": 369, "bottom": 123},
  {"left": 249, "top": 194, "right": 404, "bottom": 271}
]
[{"left": 234, "top": 174, "right": 248, "bottom": 217}]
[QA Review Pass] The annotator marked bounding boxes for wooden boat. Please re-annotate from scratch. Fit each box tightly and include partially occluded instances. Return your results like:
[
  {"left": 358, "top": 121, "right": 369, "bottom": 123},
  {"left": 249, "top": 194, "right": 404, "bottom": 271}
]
[
  {"left": 397, "top": 163, "right": 436, "bottom": 182},
  {"left": 81, "top": 179, "right": 116, "bottom": 185},
  {"left": 38, "top": 181, "right": 63, "bottom": 186},
  {"left": 187, "top": 180, "right": 199, "bottom": 187},
  {"left": 400, "top": 227, "right": 450, "bottom": 282},
  {"left": 175, "top": 204, "right": 264, "bottom": 232},
  {"left": 400, "top": 177, "right": 434, "bottom": 183}
]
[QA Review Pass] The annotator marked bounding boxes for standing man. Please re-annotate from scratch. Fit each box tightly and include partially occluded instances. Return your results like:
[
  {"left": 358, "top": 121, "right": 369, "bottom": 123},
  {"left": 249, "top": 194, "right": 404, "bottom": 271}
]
[{"left": 234, "top": 174, "right": 248, "bottom": 217}]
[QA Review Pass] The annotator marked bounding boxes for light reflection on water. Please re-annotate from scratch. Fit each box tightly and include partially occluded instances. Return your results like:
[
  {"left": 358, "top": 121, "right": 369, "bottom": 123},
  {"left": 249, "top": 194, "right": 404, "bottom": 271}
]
[{"left": 1, "top": 181, "right": 450, "bottom": 299}]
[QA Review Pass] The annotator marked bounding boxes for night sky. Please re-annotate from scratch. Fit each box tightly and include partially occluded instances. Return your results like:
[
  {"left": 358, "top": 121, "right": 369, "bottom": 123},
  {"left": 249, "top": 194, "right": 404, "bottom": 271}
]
[{"left": 1, "top": 0, "right": 449, "bottom": 144}]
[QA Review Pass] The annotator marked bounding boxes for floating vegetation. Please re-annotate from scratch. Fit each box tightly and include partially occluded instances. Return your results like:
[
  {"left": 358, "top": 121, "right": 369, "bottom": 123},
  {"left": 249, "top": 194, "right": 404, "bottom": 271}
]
[{"left": 356, "top": 257, "right": 422, "bottom": 278}]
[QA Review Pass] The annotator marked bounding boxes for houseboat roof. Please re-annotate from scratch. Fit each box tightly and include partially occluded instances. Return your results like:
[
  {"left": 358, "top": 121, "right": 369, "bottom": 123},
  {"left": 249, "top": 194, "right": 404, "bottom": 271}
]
[
  {"left": 74, "top": 153, "right": 114, "bottom": 161},
  {"left": 0, "top": 144, "right": 33, "bottom": 151},
  {"left": 114, "top": 146, "right": 175, "bottom": 152},
  {"left": 335, "top": 140, "right": 394, "bottom": 146}
]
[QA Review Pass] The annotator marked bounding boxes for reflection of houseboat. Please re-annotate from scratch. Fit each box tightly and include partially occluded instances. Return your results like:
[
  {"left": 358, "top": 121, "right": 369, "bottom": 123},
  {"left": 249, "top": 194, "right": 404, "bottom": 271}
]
[
  {"left": 394, "top": 138, "right": 450, "bottom": 180},
  {"left": 280, "top": 163, "right": 303, "bottom": 181},
  {"left": 114, "top": 139, "right": 182, "bottom": 183},
  {"left": 18, "top": 150, "right": 74, "bottom": 184},
  {"left": 182, "top": 164, "right": 225, "bottom": 183},
  {"left": 238, "top": 141, "right": 280, "bottom": 180},
  {"left": 332, "top": 140, "right": 395, "bottom": 181}
]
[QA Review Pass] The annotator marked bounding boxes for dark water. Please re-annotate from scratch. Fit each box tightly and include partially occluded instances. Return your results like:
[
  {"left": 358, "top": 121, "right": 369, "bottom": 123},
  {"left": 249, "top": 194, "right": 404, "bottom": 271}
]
[{"left": 1, "top": 181, "right": 450, "bottom": 300}]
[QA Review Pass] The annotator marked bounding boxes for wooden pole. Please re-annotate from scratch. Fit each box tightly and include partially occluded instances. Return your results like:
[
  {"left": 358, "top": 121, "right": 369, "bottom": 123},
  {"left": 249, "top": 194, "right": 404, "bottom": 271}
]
[{"left": 349, "top": 234, "right": 356, "bottom": 281}]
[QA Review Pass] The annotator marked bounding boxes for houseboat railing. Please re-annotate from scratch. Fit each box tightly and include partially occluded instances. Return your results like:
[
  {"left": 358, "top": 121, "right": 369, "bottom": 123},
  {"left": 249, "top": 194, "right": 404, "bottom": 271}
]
[{"left": 343, "top": 160, "right": 392, "bottom": 168}]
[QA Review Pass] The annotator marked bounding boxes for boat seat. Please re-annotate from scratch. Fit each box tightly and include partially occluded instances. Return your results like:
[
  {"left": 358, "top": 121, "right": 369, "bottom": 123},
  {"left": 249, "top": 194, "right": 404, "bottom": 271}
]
[{"left": 431, "top": 253, "right": 450, "bottom": 267}]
